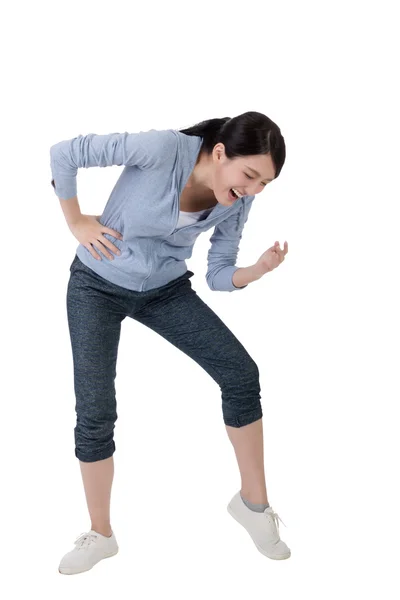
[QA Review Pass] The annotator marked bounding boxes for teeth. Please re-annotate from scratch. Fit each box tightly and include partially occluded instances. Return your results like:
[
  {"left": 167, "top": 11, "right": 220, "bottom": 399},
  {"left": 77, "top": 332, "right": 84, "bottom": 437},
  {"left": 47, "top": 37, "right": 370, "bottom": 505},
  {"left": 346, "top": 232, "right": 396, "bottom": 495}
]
[{"left": 232, "top": 188, "right": 242, "bottom": 198}]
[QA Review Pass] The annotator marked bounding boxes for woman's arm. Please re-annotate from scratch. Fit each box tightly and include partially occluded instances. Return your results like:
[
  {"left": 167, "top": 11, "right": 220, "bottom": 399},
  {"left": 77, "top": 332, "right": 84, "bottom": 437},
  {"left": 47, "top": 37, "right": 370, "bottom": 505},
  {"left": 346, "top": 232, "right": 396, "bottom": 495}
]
[
  {"left": 206, "top": 198, "right": 255, "bottom": 292},
  {"left": 59, "top": 195, "right": 82, "bottom": 227},
  {"left": 232, "top": 264, "right": 264, "bottom": 288},
  {"left": 50, "top": 129, "right": 177, "bottom": 201}
]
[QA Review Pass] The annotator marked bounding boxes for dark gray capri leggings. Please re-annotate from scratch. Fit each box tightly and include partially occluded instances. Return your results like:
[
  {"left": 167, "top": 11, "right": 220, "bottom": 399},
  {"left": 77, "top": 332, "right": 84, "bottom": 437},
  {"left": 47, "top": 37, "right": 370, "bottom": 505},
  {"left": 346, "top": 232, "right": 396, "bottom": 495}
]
[{"left": 67, "top": 255, "right": 263, "bottom": 462}]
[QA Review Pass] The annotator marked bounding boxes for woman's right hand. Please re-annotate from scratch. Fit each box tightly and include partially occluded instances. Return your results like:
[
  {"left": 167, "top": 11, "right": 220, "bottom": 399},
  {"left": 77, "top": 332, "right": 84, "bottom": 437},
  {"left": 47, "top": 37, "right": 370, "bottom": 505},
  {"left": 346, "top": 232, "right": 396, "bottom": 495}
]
[{"left": 69, "top": 214, "right": 123, "bottom": 261}]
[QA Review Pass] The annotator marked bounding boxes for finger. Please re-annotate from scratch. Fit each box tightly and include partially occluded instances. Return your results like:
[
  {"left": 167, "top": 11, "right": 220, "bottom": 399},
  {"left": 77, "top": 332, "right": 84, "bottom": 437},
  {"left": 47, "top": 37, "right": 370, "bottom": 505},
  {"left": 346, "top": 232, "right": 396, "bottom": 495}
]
[
  {"left": 99, "top": 235, "right": 122, "bottom": 257},
  {"left": 104, "top": 227, "right": 123, "bottom": 240},
  {"left": 102, "top": 238, "right": 122, "bottom": 256},
  {"left": 85, "top": 243, "right": 102, "bottom": 260},
  {"left": 276, "top": 249, "right": 285, "bottom": 262},
  {"left": 283, "top": 241, "right": 288, "bottom": 254},
  {"left": 93, "top": 240, "right": 114, "bottom": 261}
]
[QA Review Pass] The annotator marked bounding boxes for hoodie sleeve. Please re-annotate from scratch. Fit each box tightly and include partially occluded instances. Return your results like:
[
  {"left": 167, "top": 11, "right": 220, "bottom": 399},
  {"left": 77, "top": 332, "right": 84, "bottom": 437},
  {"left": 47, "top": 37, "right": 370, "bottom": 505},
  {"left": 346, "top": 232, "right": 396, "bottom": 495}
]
[
  {"left": 206, "top": 197, "right": 254, "bottom": 292},
  {"left": 50, "top": 129, "right": 177, "bottom": 200}
]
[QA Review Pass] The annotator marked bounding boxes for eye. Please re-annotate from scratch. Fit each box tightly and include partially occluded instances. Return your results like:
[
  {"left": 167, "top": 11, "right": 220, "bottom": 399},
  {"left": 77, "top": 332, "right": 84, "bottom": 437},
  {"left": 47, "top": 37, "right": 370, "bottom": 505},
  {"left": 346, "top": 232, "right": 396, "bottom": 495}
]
[{"left": 245, "top": 173, "right": 267, "bottom": 186}]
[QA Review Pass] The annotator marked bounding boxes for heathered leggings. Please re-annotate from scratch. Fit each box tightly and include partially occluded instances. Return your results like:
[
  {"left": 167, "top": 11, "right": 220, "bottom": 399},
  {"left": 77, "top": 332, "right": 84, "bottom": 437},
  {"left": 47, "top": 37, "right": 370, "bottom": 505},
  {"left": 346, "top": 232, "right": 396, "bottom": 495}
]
[{"left": 66, "top": 254, "right": 263, "bottom": 462}]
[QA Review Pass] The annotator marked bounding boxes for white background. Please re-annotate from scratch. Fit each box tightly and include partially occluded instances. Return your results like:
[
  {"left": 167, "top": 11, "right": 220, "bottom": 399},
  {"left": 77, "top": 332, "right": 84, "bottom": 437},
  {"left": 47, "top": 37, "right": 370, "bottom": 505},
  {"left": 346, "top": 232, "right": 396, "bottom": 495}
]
[{"left": 2, "top": 0, "right": 399, "bottom": 597}]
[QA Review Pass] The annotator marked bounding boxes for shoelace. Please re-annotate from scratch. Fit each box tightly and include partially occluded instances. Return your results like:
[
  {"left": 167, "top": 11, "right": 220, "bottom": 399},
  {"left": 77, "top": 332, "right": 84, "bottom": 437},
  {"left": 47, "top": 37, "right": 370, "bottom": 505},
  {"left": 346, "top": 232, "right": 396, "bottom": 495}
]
[
  {"left": 265, "top": 508, "right": 287, "bottom": 533},
  {"left": 74, "top": 532, "right": 99, "bottom": 549}
]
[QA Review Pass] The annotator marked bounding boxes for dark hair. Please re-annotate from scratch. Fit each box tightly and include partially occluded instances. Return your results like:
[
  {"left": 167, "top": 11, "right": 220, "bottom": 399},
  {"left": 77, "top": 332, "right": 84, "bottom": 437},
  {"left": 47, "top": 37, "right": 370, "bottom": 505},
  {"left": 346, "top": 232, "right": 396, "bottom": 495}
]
[{"left": 179, "top": 111, "right": 286, "bottom": 179}]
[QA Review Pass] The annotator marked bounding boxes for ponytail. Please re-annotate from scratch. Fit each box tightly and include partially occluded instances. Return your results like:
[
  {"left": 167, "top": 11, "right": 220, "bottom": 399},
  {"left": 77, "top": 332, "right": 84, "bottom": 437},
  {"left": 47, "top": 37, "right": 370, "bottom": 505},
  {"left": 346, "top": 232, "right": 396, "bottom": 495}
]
[{"left": 179, "top": 117, "right": 231, "bottom": 154}]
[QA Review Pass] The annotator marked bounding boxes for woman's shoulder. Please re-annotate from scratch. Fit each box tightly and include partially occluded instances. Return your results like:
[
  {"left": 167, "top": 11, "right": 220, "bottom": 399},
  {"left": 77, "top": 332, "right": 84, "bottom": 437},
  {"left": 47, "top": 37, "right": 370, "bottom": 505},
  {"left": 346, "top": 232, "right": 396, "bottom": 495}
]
[{"left": 132, "top": 128, "right": 179, "bottom": 169}]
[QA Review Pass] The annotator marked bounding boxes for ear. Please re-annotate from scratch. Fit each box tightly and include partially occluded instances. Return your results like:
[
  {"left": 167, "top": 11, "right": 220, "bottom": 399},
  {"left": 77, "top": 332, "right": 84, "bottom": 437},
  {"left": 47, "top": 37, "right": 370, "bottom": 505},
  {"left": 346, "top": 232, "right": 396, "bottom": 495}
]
[{"left": 213, "top": 142, "right": 225, "bottom": 161}]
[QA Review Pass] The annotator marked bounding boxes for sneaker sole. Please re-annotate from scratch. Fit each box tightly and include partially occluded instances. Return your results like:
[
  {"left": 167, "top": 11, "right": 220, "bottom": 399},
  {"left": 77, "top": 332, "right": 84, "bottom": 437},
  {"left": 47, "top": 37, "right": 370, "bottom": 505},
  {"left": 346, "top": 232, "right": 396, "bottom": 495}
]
[
  {"left": 58, "top": 548, "right": 119, "bottom": 575},
  {"left": 227, "top": 504, "right": 291, "bottom": 560}
]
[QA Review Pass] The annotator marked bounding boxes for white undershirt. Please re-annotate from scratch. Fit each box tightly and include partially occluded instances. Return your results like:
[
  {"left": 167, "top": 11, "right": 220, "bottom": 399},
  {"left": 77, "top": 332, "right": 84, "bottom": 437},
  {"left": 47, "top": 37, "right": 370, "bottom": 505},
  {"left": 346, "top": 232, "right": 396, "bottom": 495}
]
[{"left": 175, "top": 207, "right": 213, "bottom": 230}]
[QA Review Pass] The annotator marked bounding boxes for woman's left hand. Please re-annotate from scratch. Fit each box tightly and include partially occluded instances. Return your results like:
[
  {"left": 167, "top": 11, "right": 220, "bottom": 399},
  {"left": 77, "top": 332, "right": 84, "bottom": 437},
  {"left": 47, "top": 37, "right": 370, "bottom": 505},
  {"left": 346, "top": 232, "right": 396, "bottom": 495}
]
[{"left": 255, "top": 241, "right": 288, "bottom": 276}]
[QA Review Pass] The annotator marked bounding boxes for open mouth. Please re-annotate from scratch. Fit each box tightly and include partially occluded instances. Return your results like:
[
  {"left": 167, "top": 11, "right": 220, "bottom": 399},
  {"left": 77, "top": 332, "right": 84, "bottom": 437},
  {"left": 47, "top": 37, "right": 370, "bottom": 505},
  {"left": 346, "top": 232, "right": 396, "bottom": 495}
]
[{"left": 229, "top": 188, "right": 240, "bottom": 201}]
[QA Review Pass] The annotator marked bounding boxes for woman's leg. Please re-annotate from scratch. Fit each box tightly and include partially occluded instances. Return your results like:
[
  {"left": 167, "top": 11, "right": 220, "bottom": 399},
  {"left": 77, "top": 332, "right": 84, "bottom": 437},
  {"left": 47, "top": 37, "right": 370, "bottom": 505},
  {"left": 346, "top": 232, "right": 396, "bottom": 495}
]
[
  {"left": 225, "top": 419, "right": 268, "bottom": 505},
  {"left": 79, "top": 457, "right": 114, "bottom": 537},
  {"left": 67, "top": 258, "right": 126, "bottom": 536},
  {"left": 129, "top": 272, "right": 268, "bottom": 504}
]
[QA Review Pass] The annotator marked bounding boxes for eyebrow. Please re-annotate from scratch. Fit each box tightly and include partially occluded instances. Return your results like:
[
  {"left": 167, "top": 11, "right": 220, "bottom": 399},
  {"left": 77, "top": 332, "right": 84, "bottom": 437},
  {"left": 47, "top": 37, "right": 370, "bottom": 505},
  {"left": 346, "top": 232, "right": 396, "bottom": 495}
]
[{"left": 245, "top": 166, "right": 273, "bottom": 182}]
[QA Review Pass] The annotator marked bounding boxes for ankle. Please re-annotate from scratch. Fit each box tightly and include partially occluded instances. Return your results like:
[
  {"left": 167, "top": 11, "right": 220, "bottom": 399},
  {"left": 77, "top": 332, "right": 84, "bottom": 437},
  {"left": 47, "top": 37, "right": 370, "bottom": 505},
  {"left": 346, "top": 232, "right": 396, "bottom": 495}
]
[
  {"left": 91, "top": 525, "right": 112, "bottom": 537},
  {"left": 240, "top": 489, "right": 269, "bottom": 505}
]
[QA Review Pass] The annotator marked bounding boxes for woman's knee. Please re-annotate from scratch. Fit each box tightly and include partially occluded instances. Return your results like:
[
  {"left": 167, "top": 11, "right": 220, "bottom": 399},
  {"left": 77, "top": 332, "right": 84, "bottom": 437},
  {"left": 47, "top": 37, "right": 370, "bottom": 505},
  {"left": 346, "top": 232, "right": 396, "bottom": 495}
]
[
  {"left": 220, "top": 358, "right": 262, "bottom": 427},
  {"left": 74, "top": 410, "right": 117, "bottom": 462}
]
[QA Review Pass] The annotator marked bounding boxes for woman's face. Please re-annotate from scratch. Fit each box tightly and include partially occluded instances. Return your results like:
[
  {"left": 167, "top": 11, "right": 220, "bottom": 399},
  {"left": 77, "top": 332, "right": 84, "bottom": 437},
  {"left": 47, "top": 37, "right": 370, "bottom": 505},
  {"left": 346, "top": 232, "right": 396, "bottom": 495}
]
[{"left": 211, "top": 143, "right": 276, "bottom": 206}]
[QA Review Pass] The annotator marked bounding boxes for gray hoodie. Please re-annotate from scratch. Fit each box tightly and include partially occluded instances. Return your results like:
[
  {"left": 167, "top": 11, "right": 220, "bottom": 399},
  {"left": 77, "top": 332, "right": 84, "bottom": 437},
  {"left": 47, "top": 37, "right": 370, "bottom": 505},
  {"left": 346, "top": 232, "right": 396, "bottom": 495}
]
[{"left": 50, "top": 128, "right": 255, "bottom": 292}]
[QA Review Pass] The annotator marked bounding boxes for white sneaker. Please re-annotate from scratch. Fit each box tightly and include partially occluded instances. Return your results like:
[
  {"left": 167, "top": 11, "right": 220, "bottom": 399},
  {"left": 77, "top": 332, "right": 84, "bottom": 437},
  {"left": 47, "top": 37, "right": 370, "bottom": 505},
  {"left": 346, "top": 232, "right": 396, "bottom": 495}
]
[
  {"left": 227, "top": 492, "right": 291, "bottom": 560},
  {"left": 58, "top": 529, "right": 119, "bottom": 575}
]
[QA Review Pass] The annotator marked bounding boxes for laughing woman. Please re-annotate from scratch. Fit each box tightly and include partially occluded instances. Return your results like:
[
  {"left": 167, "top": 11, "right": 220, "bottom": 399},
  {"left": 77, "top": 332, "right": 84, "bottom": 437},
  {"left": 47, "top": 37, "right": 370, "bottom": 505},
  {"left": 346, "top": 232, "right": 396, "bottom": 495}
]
[{"left": 50, "top": 111, "right": 289, "bottom": 575}]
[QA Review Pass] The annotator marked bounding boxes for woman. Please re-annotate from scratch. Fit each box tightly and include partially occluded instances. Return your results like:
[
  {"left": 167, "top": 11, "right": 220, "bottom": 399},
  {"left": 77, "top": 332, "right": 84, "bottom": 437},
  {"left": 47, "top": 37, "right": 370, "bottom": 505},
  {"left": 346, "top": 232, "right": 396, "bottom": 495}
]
[{"left": 50, "top": 111, "right": 290, "bottom": 575}]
